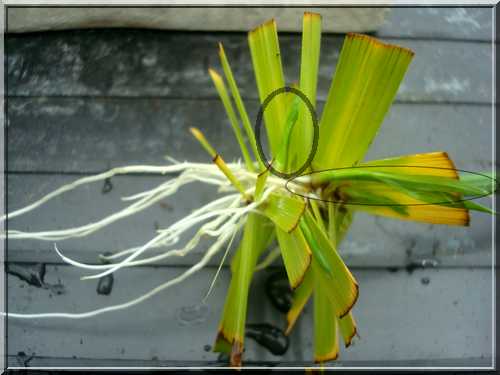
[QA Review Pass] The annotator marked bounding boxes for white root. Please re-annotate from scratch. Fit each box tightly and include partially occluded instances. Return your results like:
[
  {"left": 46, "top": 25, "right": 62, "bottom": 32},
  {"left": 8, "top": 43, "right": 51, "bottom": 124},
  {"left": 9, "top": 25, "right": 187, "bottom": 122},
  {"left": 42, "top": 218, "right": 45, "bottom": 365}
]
[
  {"left": 4, "top": 168, "right": 230, "bottom": 241},
  {"left": 4, "top": 157, "right": 281, "bottom": 320},
  {"left": 202, "top": 219, "right": 241, "bottom": 303},
  {"left": 79, "top": 188, "right": 273, "bottom": 281},
  {"left": 57, "top": 196, "right": 242, "bottom": 271},
  {"left": 4, "top": 220, "right": 243, "bottom": 320}
]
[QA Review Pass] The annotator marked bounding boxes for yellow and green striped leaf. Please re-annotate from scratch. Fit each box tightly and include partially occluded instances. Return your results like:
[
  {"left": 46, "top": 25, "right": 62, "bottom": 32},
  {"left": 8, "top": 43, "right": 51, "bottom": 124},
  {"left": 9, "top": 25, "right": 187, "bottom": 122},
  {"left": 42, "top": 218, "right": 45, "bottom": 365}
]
[
  {"left": 362, "top": 151, "right": 458, "bottom": 179},
  {"left": 248, "top": 19, "right": 287, "bottom": 155},
  {"left": 338, "top": 312, "right": 357, "bottom": 348},
  {"left": 259, "top": 192, "right": 306, "bottom": 233},
  {"left": 287, "top": 12, "right": 322, "bottom": 171},
  {"left": 275, "top": 226, "right": 312, "bottom": 290},
  {"left": 302, "top": 210, "right": 358, "bottom": 318},
  {"left": 313, "top": 34, "right": 414, "bottom": 170},
  {"left": 214, "top": 214, "right": 273, "bottom": 366},
  {"left": 313, "top": 275, "right": 339, "bottom": 363},
  {"left": 286, "top": 267, "right": 313, "bottom": 334}
]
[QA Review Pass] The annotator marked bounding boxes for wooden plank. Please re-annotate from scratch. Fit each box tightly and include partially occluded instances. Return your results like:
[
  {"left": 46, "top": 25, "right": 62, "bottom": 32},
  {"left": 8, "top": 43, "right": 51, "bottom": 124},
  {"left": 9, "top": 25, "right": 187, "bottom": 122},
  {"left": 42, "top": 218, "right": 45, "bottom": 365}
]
[
  {"left": 6, "top": 174, "right": 494, "bottom": 268},
  {"left": 6, "top": 32, "right": 492, "bottom": 103},
  {"left": 378, "top": 7, "right": 493, "bottom": 41},
  {"left": 7, "top": 98, "right": 493, "bottom": 173},
  {"left": 6, "top": 265, "right": 493, "bottom": 365}
]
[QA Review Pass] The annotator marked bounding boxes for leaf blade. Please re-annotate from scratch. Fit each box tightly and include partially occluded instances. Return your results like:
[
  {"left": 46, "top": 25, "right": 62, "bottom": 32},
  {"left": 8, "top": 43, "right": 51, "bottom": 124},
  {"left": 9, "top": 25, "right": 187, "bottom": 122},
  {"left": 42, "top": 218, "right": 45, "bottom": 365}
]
[{"left": 313, "top": 34, "right": 414, "bottom": 170}]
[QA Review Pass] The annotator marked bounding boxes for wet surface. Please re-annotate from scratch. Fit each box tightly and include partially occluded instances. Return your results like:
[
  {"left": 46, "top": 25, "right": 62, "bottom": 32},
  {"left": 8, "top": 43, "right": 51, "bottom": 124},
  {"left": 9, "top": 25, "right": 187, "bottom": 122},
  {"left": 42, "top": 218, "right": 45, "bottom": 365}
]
[
  {"left": 421, "top": 277, "right": 431, "bottom": 285},
  {"left": 7, "top": 263, "right": 66, "bottom": 294},
  {"left": 101, "top": 177, "right": 113, "bottom": 194},
  {"left": 406, "top": 257, "right": 440, "bottom": 274},
  {"left": 265, "top": 271, "right": 293, "bottom": 313},
  {"left": 176, "top": 304, "right": 209, "bottom": 326},
  {"left": 7, "top": 263, "right": 46, "bottom": 288},
  {"left": 245, "top": 323, "right": 289, "bottom": 356},
  {"left": 96, "top": 274, "right": 114, "bottom": 295},
  {"left": 16, "top": 351, "right": 35, "bottom": 367}
]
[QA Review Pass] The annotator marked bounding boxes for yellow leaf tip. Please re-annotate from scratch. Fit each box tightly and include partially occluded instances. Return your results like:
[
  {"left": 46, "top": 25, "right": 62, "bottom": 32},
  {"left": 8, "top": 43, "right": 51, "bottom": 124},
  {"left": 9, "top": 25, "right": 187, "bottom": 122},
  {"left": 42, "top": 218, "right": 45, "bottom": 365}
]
[
  {"left": 189, "top": 126, "right": 201, "bottom": 138},
  {"left": 314, "top": 350, "right": 339, "bottom": 364},
  {"left": 208, "top": 67, "right": 220, "bottom": 77},
  {"left": 250, "top": 18, "right": 277, "bottom": 34},
  {"left": 304, "top": 11, "right": 321, "bottom": 19},
  {"left": 344, "top": 324, "right": 357, "bottom": 348},
  {"left": 345, "top": 32, "right": 415, "bottom": 56},
  {"left": 339, "top": 282, "right": 359, "bottom": 319},
  {"left": 290, "top": 252, "right": 312, "bottom": 290}
]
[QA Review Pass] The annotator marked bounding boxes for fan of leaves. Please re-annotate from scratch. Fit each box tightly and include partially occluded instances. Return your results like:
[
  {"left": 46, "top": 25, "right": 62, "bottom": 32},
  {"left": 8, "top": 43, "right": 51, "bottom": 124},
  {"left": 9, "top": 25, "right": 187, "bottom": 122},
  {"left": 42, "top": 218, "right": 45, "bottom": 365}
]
[{"left": 199, "top": 12, "right": 494, "bottom": 366}]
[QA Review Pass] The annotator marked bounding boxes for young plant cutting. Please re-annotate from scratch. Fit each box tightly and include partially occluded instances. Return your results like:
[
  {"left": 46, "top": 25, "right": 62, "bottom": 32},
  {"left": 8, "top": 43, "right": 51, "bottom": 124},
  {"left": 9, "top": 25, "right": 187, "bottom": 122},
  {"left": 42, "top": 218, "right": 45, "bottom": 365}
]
[{"left": 3, "top": 12, "right": 496, "bottom": 367}]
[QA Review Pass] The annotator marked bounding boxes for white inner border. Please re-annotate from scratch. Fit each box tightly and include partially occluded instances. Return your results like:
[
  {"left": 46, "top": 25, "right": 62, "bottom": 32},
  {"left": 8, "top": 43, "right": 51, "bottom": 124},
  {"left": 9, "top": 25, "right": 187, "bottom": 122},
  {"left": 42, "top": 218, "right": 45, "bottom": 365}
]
[{"left": 0, "top": 0, "right": 496, "bottom": 371}]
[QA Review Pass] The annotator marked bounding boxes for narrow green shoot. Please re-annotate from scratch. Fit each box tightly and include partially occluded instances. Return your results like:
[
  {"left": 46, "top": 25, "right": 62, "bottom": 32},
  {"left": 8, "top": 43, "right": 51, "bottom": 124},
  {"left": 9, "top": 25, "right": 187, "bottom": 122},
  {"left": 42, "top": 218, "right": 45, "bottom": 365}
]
[
  {"left": 190, "top": 127, "right": 250, "bottom": 201},
  {"left": 208, "top": 68, "right": 255, "bottom": 172},
  {"left": 218, "top": 43, "right": 262, "bottom": 170}
]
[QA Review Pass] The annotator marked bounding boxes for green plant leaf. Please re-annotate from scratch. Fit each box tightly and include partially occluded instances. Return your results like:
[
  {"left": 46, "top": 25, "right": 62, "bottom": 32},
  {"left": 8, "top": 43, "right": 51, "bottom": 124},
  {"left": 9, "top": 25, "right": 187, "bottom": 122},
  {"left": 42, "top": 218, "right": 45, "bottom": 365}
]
[
  {"left": 313, "top": 34, "right": 414, "bottom": 170},
  {"left": 208, "top": 68, "right": 254, "bottom": 171},
  {"left": 259, "top": 192, "right": 306, "bottom": 233},
  {"left": 338, "top": 312, "right": 357, "bottom": 348},
  {"left": 362, "top": 151, "right": 458, "bottom": 179},
  {"left": 274, "top": 96, "right": 301, "bottom": 171},
  {"left": 254, "top": 169, "right": 269, "bottom": 200},
  {"left": 287, "top": 12, "right": 321, "bottom": 171},
  {"left": 248, "top": 19, "right": 287, "bottom": 155},
  {"left": 285, "top": 267, "right": 313, "bottom": 334},
  {"left": 299, "top": 217, "right": 333, "bottom": 276},
  {"left": 303, "top": 210, "right": 358, "bottom": 318},
  {"left": 218, "top": 43, "right": 262, "bottom": 170},
  {"left": 190, "top": 127, "right": 251, "bottom": 201},
  {"left": 275, "top": 226, "right": 312, "bottom": 290},
  {"left": 328, "top": 203, "right": 354, "bottom": 246},
  {"left": 345, "top": 188, "right": 470, "bottom": 225},
  {"left": 313, "top": 274, "right": 339, "bottom": 363},
  {"left": 214, "top": 214, "right": 273, "bottom": 366}
]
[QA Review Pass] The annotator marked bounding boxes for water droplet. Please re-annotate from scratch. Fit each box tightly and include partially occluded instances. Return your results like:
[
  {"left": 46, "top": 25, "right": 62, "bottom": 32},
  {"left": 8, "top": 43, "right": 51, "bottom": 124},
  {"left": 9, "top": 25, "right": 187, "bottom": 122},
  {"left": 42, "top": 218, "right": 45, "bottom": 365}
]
[
  {"left": 176, "top": 304, "right": 209, "bottom": 326},
  {"left": 245, "top": 323, "right": 289, "bottom": 356},
  {"left": 7, "top": 263, "right": 46, "bottom": 288},
  {"left": 96, "top": 274, "right": 114, "bottom": 295},
  {"left": 47, "top": 282, "right": 65, "bottom": 295},
  {"left": 203, "top": 344, "right": 211, "bottom": 352},
  {"left": 142, "top": 54, "right": 158, "bottom": 67},
  {"left": 420, "top": 258, "right": 439, "bottom": 268},
  {"left": 102, "top": 178, "right": 113, "bottom": 194},
  {"left": 217, "top": 352, "right": 229, "bottom": 362}
]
